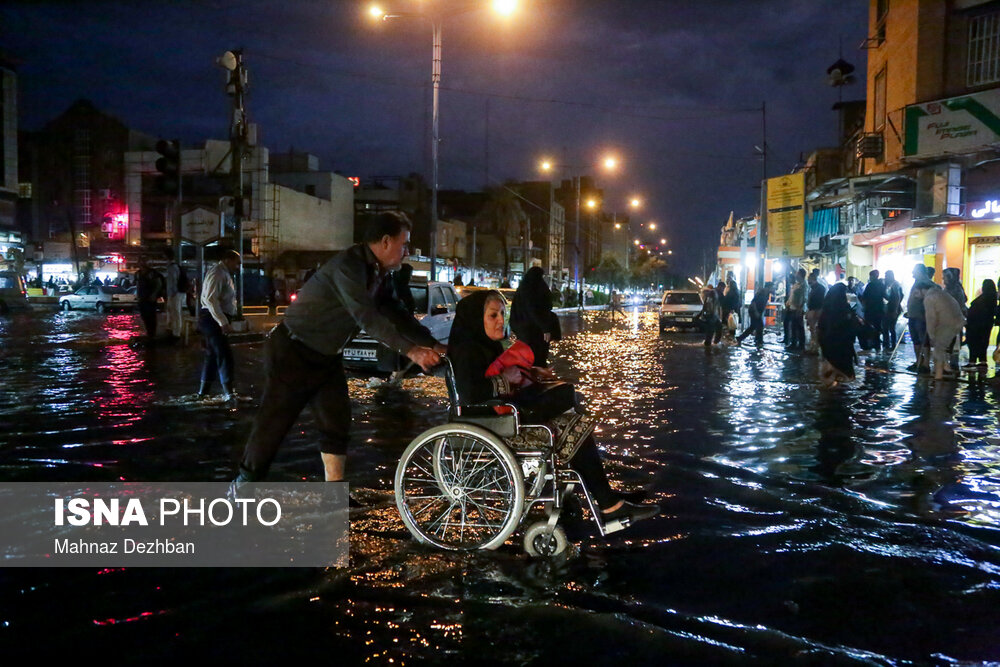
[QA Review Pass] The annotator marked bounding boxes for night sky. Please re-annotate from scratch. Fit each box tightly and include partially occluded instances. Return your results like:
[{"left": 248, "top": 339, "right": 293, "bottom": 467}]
[{"left": 2, "top": 0, "right": 868, "bottom": 276}]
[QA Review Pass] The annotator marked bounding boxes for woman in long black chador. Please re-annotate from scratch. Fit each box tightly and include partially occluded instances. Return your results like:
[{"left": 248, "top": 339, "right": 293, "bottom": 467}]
[
  {"left": 818, "top": 283, "right": 860, "bottom": 387},
  {"left": 448, "top": 290, "right": 658, "bottom": 531},
  {"left": 510, "top": 267, "right": 560, "bottom": 367},
  {"left": 965, "top": 279, "right": 997, "bottom": 367}
]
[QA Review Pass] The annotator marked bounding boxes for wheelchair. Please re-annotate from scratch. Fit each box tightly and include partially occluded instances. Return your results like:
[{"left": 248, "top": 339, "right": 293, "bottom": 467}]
[{"left": 394, "top": 358, "right": 616, "bottom": 557}]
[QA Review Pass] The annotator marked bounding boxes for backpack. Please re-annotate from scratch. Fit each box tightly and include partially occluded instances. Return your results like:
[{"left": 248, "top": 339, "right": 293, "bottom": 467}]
[{"left": 176, "top": 264, "right": 190, "bottom": 293}]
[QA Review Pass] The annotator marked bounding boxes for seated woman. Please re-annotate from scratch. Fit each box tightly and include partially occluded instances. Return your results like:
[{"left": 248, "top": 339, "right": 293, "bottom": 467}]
[{"left": 448, "top": 289, "right": 658, "bottom": 531}]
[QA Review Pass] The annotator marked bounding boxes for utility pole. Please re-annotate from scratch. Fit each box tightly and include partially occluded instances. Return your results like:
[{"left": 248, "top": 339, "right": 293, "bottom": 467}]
[
  {"left": 758, "top": 102, "right": 768, "bottom": 291},
  {"left": 219, "top": 49, "right": 247, "bottom": 318}
]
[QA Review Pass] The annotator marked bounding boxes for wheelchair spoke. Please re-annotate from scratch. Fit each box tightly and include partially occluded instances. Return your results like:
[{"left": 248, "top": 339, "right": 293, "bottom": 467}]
[{"left": 397, "top": 428, "right": 524, "bottom": 550}]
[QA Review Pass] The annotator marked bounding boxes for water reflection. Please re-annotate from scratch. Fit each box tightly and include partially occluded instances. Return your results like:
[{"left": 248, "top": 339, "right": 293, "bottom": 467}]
[
  {"left": 94, "top": 343, "right": 153, "bottom": 427},
  {"left": 2, "top": 309, "right": 1000, "bottom": 662}
]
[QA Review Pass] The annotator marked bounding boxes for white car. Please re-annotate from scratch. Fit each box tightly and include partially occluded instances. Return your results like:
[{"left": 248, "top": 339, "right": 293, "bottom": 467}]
[
  {"left": 658, "top": 289, "right": 704, "bottom": 331},
  {"left": 59, "top": 285, "right": 137, "bottom": 313},
  {"left": 343, "top": 280, "right": 459, "bottom": 374}
]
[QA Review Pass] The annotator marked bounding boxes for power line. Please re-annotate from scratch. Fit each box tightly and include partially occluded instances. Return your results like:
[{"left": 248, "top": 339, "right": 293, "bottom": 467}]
[{"left": 250, "top": 49, "right": 763, "bottom": 125}]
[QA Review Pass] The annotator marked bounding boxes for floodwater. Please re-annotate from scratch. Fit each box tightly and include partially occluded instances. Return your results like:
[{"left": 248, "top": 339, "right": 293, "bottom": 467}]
[{"left": 1, "top": 307, "right": 999, "bottom": 664}]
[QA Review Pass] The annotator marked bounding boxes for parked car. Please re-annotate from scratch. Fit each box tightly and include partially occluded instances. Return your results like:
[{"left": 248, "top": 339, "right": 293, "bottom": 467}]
[
  {"left": 343, "top": 280, "right": 460, "bottom": 375},
  {"left": 0, "top": 271, "right": 30, "bottom": 314},
  {"left": 125, "top": 286, "right": 166, "bottom": 311},
  {"left": 59, "top": 285, "right": 137, "bottom": 313},
  {"left": 658, "top": 289, "right": 704, "bottom": 332}
]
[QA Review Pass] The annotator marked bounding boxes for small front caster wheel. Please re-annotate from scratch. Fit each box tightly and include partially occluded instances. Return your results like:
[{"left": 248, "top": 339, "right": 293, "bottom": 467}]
[{"left": 523, "top": 522, "right": 568, "bottom": 558}]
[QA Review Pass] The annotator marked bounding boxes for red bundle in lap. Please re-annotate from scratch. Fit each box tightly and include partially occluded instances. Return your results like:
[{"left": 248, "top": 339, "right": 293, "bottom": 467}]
[{"left": 485, "top": 340, "right": 535, "bottom": 377}]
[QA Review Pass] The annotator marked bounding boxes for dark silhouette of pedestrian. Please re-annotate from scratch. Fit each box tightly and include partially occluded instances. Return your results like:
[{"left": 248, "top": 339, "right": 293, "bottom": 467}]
[
  {"left": 393, "top": 263, "right": 417, "bottom": 313},
  {"left": 736, "top": 282, "right": 772, "bottom": 347},
  {"left": 862, "top": 269, "right": 886, "bottom": 351},
  {"left": 510, "top": 266, "right": 560, "bottom": 366},
  {"left": 699, "top": 287, "right": 722, "bottom": 347},
  {"left": 135, "top": 256, "right": 164, "bottom": 342},
  {"left": 785, "top": 268, "right": 806, "bottom": 349},
  {"left": 883, "top": 270, "right": 903, "bottom": 350},
  {"left": 965, "top": 279, "right": 996, "bottom": 367},
  {"left": 818, "top": 283, "right": 859, "bottom": 387}
]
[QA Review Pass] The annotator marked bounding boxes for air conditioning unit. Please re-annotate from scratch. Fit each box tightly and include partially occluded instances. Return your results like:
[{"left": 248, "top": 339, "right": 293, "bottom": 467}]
[
  {"left": 857, "top": 133, "right": 884, "bottom": 159},
  {"left": 915, "top": 164, "right": 962, "bottom": 217}
]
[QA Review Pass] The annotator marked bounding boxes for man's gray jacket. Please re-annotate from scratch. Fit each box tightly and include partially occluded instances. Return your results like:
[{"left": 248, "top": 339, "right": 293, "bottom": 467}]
[{"left": 282, "top": 244, "right": 436, "bottom": 357}]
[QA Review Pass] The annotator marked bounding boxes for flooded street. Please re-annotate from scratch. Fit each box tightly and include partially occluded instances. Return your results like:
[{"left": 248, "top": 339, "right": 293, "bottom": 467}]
[{"left": 2, "top": 307, "right": 1000, "bottom": 664}]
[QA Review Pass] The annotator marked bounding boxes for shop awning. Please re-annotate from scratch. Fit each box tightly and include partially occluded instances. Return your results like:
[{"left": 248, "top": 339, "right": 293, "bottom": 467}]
[{"left": 806, "top": 207, "right": 840, "bottom": 243}]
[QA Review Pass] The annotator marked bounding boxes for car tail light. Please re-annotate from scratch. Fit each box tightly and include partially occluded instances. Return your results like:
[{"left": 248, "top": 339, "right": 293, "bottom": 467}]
[{"left": 290, "top": 293, "right": 298, "bottom": 302}]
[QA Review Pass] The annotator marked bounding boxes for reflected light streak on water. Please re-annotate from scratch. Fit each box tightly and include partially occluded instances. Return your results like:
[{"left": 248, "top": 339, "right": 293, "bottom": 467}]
[{"left": 3, "top": 308, "right": 1000, "bottom": 662}]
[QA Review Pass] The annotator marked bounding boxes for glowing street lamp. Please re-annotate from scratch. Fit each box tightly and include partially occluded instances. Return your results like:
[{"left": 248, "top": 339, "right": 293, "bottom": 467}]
[
  {"left": 370, "top": 1, "right": 516, "bottom": 279},
  {"left": 536, "top": 153, "right": 621, "bottom": 301}
]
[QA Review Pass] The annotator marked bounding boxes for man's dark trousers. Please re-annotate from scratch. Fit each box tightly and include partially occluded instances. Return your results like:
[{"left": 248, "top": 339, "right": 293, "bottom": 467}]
[
  {"left": 737, "top": 308, "right": 764, "bottom": 346},
  {"left": 239, "top": 323, "right": 351, "bottom": 479},
  {"left": 198, "top": 308, "right": 234, "bottom": 391},
  {"left": 139, "top": 301, "right": 157, "bottom": 339}
]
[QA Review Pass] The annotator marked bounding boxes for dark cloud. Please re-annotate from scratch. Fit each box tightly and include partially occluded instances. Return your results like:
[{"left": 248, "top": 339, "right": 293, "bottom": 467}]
[{"left": 2, "top": 0, "right": 868, "bottom": 275}]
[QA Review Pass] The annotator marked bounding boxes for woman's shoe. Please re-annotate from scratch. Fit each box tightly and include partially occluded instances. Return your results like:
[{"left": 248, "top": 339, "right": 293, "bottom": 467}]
[
  {"left": 616, "top": 488, "right": 650, "bottom": 504},
  {"left": 602, "top": 501, "right": 659, "bottom": 534}
]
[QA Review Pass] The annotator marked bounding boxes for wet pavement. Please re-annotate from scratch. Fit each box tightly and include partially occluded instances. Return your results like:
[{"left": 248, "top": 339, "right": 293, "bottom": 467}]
[{"left": 2, "top": 306, "right": 1000, "bottom": 664}]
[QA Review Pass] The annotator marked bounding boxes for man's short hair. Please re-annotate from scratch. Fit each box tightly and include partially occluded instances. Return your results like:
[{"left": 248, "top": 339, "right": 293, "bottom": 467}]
[
  {"left": 364, "top": 211, "right": 413, "bottom": 244},
  {"left": 221, "top": 249, "right": 241, "bottom": 263}
]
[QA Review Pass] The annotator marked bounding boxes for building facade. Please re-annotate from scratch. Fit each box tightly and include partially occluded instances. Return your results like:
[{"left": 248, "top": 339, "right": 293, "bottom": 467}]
[
  {"left": 0, "top": 52, "right": 21, "bottom": 270},
  {"left": 848, "top": 0, "right": 1000, "bottom": 293}
]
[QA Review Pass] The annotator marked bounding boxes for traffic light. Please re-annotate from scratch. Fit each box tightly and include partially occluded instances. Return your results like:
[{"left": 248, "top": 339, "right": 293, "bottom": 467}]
[{"left": 154, "top": 139, "right": 180, "bottom": 195}]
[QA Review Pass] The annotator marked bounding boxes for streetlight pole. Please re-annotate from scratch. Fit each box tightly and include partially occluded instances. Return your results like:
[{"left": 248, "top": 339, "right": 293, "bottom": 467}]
[
  {"left": 539, "top": 155, "right": 618, "bottom": 308},
  {"left": 574, "top": 176, "right": 581, "bottom": 306},
  {"left": 372, "top": 2, "right": 516, "bottom": 281},
  {"left": 430, "top": 21, "right": 441, "bottom": 281}
]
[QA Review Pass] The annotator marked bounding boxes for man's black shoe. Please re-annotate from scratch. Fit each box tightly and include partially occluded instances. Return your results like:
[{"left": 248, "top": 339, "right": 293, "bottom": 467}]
[{"left": 226, "top": 470, "right": 256, "bottom": 501}]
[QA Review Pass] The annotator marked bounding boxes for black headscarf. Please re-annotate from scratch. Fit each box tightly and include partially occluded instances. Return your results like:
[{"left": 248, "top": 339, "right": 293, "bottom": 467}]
[
  {"left": 515, "top": 267, "right": 551, "bottom": 308},
  {"left": 448, "top": 290, "right": 506, "bottom": 404}
]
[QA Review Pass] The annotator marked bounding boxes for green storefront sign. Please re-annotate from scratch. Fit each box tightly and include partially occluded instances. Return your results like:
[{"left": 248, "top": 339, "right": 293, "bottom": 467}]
[{"left": 905, "top": 89, "right": 1000, "bottom": 157}]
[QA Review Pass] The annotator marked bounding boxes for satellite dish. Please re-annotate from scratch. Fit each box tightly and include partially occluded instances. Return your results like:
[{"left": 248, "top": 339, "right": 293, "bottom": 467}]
[
  {"left": 826, "top": 58, "right": 856, "bottom": 87},
  {"left": 217, "top": 51, "right": 238, "bottom": 71}
]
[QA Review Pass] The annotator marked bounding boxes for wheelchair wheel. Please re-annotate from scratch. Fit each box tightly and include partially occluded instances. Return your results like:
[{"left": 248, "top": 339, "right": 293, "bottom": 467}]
[
  {"left": 395, "top": 424, "right": 524, "bottom": 551},
  {"left": 523, "top": 521, "right": 568, "bottom": 558}
]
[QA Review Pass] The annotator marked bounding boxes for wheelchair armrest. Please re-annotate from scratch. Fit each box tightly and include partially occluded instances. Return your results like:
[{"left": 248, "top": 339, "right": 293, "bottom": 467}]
[{"left": 449, "top": 403, "right": 519, "bottom": 438}]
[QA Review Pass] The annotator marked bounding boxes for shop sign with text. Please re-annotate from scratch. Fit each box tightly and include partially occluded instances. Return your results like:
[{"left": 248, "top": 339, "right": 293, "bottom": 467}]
[
  {"left": 905, "top": 89, "right": 1000, "bottom": 157},
  {"left": 767, "top": 172, "right": 805, "bottom": 258}
]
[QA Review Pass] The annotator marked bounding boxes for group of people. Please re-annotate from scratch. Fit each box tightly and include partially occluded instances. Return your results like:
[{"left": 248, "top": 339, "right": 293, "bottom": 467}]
[
  {"left": 220, "top": 212, "right": 658, "bottom": 534},
  {"left": 704, "top": 262, "right": 994, "bottom": 385}
]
